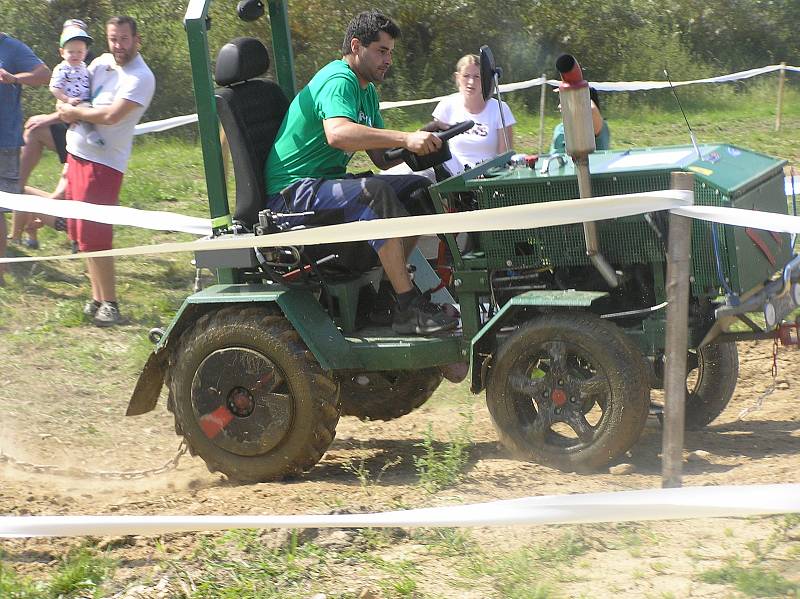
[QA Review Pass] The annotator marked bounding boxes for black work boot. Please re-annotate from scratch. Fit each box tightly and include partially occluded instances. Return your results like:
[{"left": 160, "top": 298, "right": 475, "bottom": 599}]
[{"left": 392, "top": 292, "right": 459, "bottom": 335}]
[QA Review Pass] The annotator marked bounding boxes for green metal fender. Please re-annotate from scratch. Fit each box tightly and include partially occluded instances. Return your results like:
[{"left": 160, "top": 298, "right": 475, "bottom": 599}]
[
  {"left": 469, "top": 290, "right": 609, "bottom": 393},
  {"left": 126, "top": 283, "right": 355, "bottom": 416}
]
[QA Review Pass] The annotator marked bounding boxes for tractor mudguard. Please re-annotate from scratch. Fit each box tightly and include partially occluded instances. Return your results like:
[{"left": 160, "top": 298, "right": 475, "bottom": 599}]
[
  {"left": 469, "top": 290, "right": 609, "bottom": 393},
  {"left": 125, "top": 283, "right": 358, "bottom": 416},
  {"left": 127, "top": 350, "right": 167, "bottom": 415}
]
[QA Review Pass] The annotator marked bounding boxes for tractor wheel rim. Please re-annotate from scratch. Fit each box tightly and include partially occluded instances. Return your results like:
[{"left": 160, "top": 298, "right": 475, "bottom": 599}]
[
  {"left": 191, "top": 347, "right": 293, "bottom": 456},
  {"left": 508, "top": 340, "right": 612, "bottom": 452}
]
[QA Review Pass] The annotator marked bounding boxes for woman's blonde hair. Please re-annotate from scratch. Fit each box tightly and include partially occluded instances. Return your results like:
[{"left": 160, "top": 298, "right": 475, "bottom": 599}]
[{"left": 453, "top": 54, "right": 479, "bottom": 87}]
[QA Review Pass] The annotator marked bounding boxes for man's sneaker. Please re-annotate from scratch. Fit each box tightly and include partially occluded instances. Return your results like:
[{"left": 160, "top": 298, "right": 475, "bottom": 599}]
[
  {"left": 93, "top": 301, "right": 123, "bottom": 327},
  {"left": 392, "top": 293, "right": 459, "bottom": 335},
  {"left": 83, "top": 299, "right": 101, "bottom": 317}
]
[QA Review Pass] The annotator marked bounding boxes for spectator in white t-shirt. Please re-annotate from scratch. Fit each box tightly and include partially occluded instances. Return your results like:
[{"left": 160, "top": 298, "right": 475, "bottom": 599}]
[
  {"left": 382, "top": 54, "right": 515, "bottom": 182},
  {"left": 432, "top": 54, "right": 515, "bottom": 176},
  {"left": 36, "top": 16, "right": 155, "bottom": 326}
]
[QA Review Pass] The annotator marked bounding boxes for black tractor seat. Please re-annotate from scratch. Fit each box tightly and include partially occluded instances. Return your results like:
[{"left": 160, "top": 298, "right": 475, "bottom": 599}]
[{"left": 210, "top": 36, "right": 377, "bottom": 275}]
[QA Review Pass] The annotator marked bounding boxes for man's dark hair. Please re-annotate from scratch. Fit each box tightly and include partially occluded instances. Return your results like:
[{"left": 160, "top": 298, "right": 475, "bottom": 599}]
[
  {"left": 342, "top": 10, "right": 400, "bottom": 55},
  {"left": 107, "top": 15, "right": 138, "bottom": 37}
]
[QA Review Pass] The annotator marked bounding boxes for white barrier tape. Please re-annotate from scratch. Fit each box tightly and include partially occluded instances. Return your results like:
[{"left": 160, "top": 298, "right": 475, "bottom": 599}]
[
  {"left": 379, "top": 76, "right": 548, "bottom": 108},
  {"left": 134, "top": 113, "right": 198, "bottom": 136},
  {"left": 0, "top": 190, "right": 692, "bottom": 264},
  {"left": 0, "top": 483, "right": 796, "bottom": 538},
  {"left": 128, "top": 64, "right": 799, "bottom": 131},
  {"left": 589, "top": 64, "right": 786, "bottom": 92},
  {"left": 0, "top": 191, "right": 211, "bottom": 236},
  {"left": 673, "top": 205, "right": 800, "bottom": 234}
]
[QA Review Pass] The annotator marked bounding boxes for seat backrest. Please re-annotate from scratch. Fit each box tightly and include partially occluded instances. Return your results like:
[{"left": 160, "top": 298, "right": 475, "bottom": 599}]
[{"left": 214, "top": 37, "right": 290, "bottom": 227}]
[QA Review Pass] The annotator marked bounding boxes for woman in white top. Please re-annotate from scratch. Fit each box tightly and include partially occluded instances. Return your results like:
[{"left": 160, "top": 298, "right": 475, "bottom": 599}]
[{"left": 432, "top": 54, "right": 516, "bottom": 175}]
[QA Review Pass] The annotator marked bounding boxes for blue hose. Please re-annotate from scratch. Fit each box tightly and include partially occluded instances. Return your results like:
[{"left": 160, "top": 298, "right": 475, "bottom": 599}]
[{"left": 711, "top": 221, "right": 739, "bottom": 305}]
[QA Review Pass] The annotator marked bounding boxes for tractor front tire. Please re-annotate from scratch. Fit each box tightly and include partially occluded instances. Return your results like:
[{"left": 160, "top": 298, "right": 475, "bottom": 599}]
[
  {"left": 168, "top": 305, "right": 340, "bottom": 482},
  {"left": 338, "top": 368, "right": 443, "bottom": 421},
  {"left": 486, "top": 312, "right": 650, "bottom": 472}
]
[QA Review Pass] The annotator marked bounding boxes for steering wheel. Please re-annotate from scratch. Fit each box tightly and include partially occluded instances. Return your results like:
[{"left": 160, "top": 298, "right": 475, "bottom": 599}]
[{"left": 383, "top": 119, "right": 474, "bottom": 163}]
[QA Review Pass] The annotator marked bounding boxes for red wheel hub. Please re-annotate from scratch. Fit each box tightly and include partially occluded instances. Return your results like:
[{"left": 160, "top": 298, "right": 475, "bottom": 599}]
[{"left": 550, "top": 388, "right": 567, "bottom": 406}]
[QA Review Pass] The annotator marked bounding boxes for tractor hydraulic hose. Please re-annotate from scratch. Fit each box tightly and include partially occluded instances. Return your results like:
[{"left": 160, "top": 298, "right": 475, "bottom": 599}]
[{"left": 711, "top": 221, "right": 739, "bottom": 305}]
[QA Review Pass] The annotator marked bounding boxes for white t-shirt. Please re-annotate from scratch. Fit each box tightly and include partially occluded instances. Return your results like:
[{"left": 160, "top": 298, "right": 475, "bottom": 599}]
[
  {"left": 50, "top": 60, "right": 91, "bottom": 101},
  {"left": 66, "top": 53, "right": 155, "bottom": 173},
  {"left": 432, "top": 93, "right": 516, "bottom": 175}
]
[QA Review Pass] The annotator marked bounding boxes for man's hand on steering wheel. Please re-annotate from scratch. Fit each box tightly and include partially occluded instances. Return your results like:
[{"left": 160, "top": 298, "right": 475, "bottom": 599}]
[{"left": 404, "top": 130, "right": 442, "bottom": 156}]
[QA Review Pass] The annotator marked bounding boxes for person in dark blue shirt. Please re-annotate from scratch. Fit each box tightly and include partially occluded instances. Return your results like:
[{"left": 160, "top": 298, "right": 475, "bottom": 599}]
[{"left": 0, "top": 32, "right": 50, "bottom": 284}]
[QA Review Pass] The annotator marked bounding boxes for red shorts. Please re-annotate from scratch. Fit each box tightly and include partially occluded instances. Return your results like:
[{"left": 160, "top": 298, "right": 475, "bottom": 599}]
[{"left": 65, "top": 154, "right": 124, "bottom": 252}]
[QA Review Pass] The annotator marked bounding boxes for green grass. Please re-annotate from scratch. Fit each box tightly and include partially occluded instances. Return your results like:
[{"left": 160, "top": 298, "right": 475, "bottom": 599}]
[
  {"left": 699, "top": 560, "right": 799, "bottom": 597},
  {"left": 183, "top": 529, "right": 321, "bottom": 598},
  {"left": 0, "top": 546, "right": 114, "bottom": 599},
  {"left": 413, "top": 408, "right": 472, "bottom": 493}
]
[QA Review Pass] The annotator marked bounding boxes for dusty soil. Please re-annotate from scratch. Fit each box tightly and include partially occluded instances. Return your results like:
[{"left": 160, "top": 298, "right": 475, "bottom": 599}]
[{"left": 0, "top": 339, "right": 798, "bottom": 597}]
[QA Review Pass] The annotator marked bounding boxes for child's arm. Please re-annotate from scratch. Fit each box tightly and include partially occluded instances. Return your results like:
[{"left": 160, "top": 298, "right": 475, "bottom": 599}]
[{"left": 50, "top": 86, "right": 81, "bottom": 105}]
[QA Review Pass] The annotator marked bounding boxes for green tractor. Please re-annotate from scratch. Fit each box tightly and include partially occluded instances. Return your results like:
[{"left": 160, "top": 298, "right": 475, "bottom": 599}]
[{"left": 127, "top": 0, "right": 799, "bottom": 482}]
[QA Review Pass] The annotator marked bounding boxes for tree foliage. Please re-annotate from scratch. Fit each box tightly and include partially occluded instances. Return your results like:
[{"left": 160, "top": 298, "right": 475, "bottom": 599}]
[{"left": 0, "top": 0, "right": 796, "bottom": 121}]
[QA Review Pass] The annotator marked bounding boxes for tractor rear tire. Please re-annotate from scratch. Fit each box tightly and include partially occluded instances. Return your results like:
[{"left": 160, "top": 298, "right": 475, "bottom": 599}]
[
  {"left": 486, "top": 312, "right": 650, "bottom": 472},
  {"left": 684, "top": 343, "right": 739, "bottom": 430},
  {"left": 338, "top": 368, "right": 443, "bottom": 421},
  {"left": 167, "top": 305, "right": 340, "bottom": 482}
]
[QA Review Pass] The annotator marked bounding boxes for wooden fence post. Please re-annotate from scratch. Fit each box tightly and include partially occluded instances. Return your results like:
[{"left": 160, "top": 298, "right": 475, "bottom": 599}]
[
  {"left": 538, "top": 73, "right": 547, "bottom": 153},
  {"left": 662, "top": 172, "right": 694, "bottom": 488},
  {"left": 775, "top": 62, "right": 786, "bottom": 132}
]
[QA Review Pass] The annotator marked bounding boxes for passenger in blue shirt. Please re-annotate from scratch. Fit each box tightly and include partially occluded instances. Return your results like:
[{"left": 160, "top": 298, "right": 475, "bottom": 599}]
[
  {"left": 0, "top": 32, "right": 50, "bottom": 284},
  {"left": 550, "top": 87, "right": 610, "bottom": 154}
]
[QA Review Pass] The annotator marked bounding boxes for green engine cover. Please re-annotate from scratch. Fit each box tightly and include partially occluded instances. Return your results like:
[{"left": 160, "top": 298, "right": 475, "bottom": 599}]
[{"left": 433, "top": 144, "right": 789, "bottom": 298}]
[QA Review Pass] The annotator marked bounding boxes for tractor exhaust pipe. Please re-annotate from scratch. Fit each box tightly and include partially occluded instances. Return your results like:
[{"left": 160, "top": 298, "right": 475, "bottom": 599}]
[{"left": 556, "top": 54, "right": 619, "bottom": 288}]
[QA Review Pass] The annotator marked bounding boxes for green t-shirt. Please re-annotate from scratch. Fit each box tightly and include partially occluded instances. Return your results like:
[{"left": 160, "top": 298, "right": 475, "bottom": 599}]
[{"left": 265, "top": 59, "right": 384, "bottom": 194}]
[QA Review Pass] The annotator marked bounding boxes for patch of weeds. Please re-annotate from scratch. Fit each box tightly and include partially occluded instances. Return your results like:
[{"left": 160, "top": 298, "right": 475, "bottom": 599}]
[
  {"left": 379, "top": 573, "right": 418, "bottom": 598},
  {"left": 39, "top": 300, "right": 85, "bottom": 330},
  {"left": 746, "top": 513, "right": 800, "bottom": 563},
  {"left": 534, "top": 530, "right": 591, "bottom": 563},
  {"left": 340, "top": 452, "right": 402, "bottom": 495},
  {"left": 699, "top": 559, "right": 798, "bottom": 597},
  {"left": 0, "top": 561, "right": 42, "bottom": 599},
  {"left": 413, "top": 409, "right": 472, "bottom": 493},
  {"left": 413, "top": 527, "right": 476, "bottom": 557},
  {"left": 357, "top": 527, "right": 394, "bottom": 550},
  {"left": 48, "top": 545, "right": 115, "bottom": 598},
  {"left": 474, "top": 547, "right": 553, "bottom": 599},
  {"left": 175, "top": 529, "right": 325, "bottom": 597}
]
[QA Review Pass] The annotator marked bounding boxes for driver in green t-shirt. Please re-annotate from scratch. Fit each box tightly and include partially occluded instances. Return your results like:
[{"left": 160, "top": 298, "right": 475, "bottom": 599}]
[{"left": 264, "top": 10, "right": 458, "bottom": 336}]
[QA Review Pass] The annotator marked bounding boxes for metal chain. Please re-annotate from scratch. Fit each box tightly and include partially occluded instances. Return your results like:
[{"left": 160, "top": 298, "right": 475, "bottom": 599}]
[
  {"left": 737, "top": 336, "right": 779, "bottom": 420},
  {"left": 0, "top": 441, "right": 188, "bottom": 480}
]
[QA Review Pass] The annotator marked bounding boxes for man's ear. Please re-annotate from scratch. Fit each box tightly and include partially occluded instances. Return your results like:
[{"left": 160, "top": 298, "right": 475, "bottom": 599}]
[{"left": 350, "top": 37, "right": 361, "bottom": 55}]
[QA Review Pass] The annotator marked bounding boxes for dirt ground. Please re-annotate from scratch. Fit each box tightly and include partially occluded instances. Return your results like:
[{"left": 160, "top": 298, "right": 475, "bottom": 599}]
[{"left": 0, "top": 338, "right": 798, "bottom": 597}]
